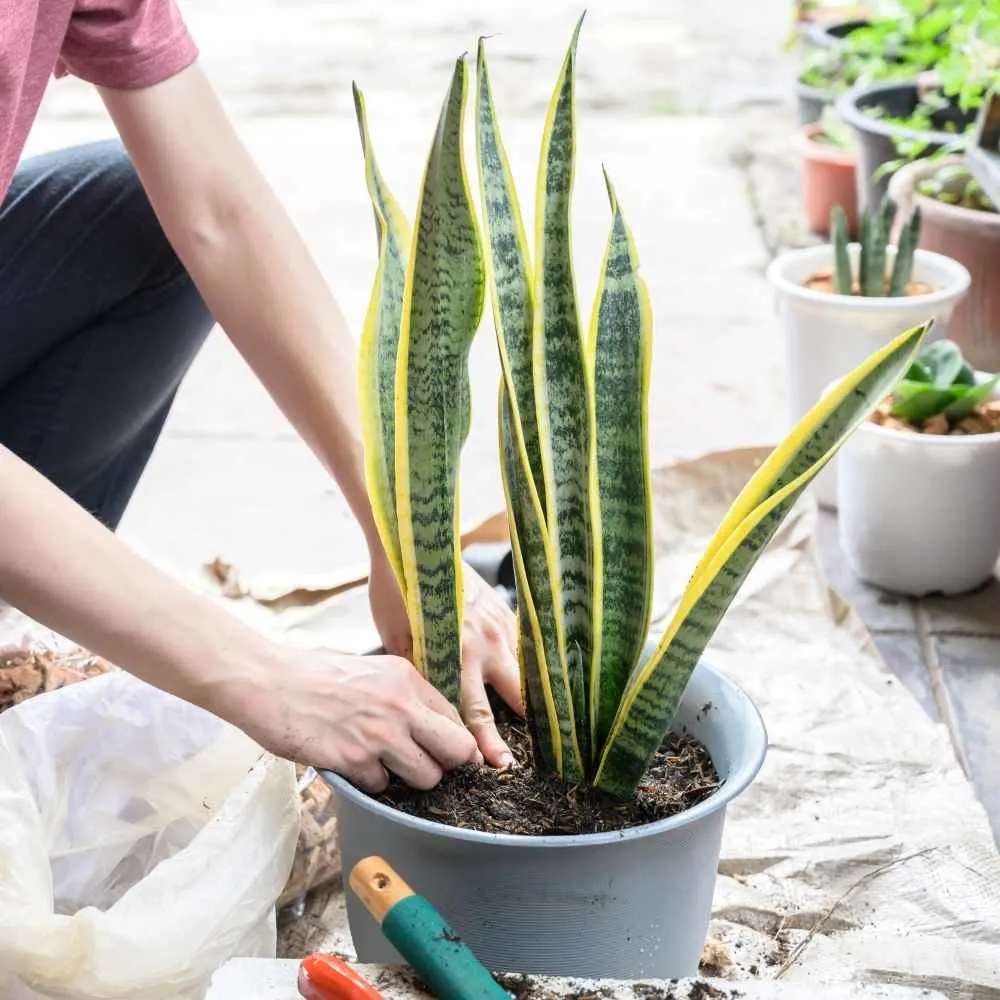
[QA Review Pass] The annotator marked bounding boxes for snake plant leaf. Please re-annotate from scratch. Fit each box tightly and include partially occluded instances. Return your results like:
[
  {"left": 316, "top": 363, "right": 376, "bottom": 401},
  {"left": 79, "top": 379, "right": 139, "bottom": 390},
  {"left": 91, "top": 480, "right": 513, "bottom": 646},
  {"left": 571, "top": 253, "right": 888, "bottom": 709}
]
[
  {"left": 588, "top": 170, "right": 654, "bottom": 751},
  {"left": 475, "top": 38, "right": 544, "bottom": 509},
  {"left": 394, "top": 57, "right": 485, "bottom": 706},
  {"left": 353, "top": 84, "right": 412, "bottom": 591},
  {"left": 532, "top": 11, "right": 595, "bottom": 764},
  {"left": 499, "top": 384, "right": 585, "bottom": 781},
  {"left": 594, "top": 322, "right": 928, "bottom": 797}
]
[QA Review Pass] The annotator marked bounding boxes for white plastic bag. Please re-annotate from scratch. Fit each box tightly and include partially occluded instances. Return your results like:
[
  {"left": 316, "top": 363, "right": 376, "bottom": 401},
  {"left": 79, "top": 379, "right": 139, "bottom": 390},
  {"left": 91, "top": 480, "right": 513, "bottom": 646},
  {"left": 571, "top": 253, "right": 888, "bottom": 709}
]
[{"left": 0, "top": 670, "right": 299, "bottom": 1000}]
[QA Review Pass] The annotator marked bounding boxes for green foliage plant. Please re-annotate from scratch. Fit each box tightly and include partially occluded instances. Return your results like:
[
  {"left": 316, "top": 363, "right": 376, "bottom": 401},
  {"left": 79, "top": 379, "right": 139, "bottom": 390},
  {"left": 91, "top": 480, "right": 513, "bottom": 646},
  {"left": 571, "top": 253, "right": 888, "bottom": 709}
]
[
  {"left": 888, "top": 339, "right": 1000, "bottom": 424},
  {"left": 830, "top": 199, "right": 922, "bottom": 295},
  {"left": 354, "top": 14, "right": 928, "bottom": 800}
]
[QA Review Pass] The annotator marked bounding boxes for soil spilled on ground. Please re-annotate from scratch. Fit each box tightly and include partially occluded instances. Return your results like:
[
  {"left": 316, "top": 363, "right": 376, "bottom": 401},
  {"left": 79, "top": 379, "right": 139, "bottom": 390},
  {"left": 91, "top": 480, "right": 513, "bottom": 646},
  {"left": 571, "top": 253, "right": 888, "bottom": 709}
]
[{"left": 373, "top": 700, "right": 720, "bottom": 836}]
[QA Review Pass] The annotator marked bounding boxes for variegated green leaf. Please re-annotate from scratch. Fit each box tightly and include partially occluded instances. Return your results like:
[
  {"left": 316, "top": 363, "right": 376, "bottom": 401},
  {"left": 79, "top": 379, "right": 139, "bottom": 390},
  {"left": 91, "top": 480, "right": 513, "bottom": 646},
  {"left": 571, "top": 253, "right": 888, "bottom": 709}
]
[
  {"left": 395, "top": 58, "right": 485, "bottom": 706},
  {"left": 532, "top": 12, "right": 595, "bottom": 764},
  {"left": 475, "top": 38, "right": 544, "bottom": 509},
  {"left": 594, "top": 322, "right": 928, "bottom": 797},
  {"left": 500, "top": 384, "right": 585, "bottom": 781},
  {"left": 588, "top": 171, "right": 654, "bottom": 751},
  {"left": 353, "top": 83, "right": 412, "bottom": 592}
]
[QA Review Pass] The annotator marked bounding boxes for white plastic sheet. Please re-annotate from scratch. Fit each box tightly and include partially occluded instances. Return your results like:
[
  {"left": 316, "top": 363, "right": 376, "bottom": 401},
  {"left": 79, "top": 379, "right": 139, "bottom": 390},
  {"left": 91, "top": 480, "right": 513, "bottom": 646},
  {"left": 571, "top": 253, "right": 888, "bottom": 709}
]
[{"left": 0, "top": 670, "right": 299, "bottom": 1000}]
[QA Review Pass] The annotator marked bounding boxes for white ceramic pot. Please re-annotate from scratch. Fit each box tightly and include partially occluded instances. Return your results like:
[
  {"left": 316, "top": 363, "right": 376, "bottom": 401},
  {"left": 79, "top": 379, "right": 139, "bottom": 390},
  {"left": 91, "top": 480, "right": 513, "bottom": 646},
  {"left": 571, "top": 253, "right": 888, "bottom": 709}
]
[
  {"left": 837, "top": 374, "right": 1000, "bottom": 596},
  {"left": 767, "top": 244, "right": 970, "bottom": 509}
]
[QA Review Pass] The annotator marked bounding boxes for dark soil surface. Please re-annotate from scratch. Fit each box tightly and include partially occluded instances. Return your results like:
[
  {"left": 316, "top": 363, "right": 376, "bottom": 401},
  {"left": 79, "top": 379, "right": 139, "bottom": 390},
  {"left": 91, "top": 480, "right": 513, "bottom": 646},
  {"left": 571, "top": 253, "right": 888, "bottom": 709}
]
[{"left": 372, "top": 700, "right": 720, "bottom": 836}]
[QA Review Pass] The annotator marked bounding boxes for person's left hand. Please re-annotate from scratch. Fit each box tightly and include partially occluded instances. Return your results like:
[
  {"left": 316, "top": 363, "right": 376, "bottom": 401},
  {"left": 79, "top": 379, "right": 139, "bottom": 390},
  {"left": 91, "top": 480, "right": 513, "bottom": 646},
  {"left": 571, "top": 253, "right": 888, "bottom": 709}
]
[{"left": 368, "top": 550, "right": 524, "bottom": 769}]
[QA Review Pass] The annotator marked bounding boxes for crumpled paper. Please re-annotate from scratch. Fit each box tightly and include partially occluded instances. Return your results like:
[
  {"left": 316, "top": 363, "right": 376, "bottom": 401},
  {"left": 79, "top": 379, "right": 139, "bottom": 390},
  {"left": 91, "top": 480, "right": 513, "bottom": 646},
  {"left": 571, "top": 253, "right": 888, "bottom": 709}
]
[{"left": 255, "top": 448, "right": 1000, "bottom": 997}]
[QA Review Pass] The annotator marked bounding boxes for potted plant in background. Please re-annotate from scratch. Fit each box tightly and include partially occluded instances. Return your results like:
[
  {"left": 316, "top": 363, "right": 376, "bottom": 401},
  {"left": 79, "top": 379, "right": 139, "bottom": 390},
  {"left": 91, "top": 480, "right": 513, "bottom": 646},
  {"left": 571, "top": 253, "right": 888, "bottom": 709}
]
[
  {"left": 838, "top": 339, "right": 1000, "bottom": 595},
  {"left": 795, "top": 24, "right": 892, "bottom": 124},
  {"left": 837, "top": 0, "right": 1000, "bottom": 209},
  {"left": 796, "top": 1, "right": 953, "bottom": 124},
  {"left": 837, "top": 77, "right": 977, "bottom": 209},
  {"left": 327, "top": 14, "right": 927, "bottom": 982},
  {"left": 796, "top": 106, "right": 860, "bottom": 235},
  {"left": 889, "top": 155, "right": 1000, "bottom": 369},
  {"left": 767, "top": 199, "right": 969, "bottom": 507}
]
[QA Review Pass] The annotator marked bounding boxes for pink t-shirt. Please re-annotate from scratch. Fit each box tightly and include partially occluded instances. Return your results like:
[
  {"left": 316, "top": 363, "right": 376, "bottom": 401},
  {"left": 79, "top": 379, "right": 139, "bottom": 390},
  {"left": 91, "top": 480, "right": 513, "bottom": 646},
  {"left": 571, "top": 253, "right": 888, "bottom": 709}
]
[{"left": 0, "top": 0, "right": 199, "bottom": 199}]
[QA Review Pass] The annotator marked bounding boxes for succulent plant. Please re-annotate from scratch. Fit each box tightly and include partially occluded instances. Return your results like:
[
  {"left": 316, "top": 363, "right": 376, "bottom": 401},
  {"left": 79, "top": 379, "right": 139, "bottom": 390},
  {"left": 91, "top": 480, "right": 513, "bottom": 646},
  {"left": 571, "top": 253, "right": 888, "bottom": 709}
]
[
  {"left": 889, "top": 339, "right": 1000, "bottom": 424},
  {"left": 830, "top": 199, "right": 922, "bottom": 296},
  {"left": 353, "top": 15, "right": 928, "bottom": 799},
  {"left": 917, "top": 161, "right": 997, "bottom": 212}
]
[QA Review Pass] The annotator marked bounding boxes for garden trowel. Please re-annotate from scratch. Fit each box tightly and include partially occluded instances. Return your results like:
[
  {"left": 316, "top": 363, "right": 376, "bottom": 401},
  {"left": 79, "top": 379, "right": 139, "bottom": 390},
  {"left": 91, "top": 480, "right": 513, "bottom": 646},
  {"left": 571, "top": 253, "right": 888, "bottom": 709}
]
[{"left": 349, "top": 857, "right": 510, "bottom": 1000}]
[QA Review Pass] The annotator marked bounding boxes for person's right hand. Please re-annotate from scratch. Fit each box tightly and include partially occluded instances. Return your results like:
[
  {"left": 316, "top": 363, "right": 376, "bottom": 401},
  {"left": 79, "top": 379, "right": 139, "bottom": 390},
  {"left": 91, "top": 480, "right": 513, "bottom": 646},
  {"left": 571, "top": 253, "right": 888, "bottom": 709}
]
[{"left": 220, "top": 648, "right": 482, "bottom": 793}]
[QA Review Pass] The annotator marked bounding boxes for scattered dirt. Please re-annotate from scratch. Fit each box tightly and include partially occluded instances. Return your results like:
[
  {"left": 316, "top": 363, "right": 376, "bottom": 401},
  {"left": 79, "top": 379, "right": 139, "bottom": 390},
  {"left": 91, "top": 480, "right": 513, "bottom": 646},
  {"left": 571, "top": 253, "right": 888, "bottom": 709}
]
[
  {"left": 698, "top": 939, "right": 733, "bottom": 978},
  {"left": 803, "top": 268, "right": 933, "bottom": 297},
  {"left": 496, "top": 975, "right": 742, "bottom": 1000},
  {"left": 630, "top": 983, "right": 742, "bottom": 1000},
  {"left": 870, "top": 397, "right": 1000, "bottom": 435},
  {"left": 373, "top": 699, "right": 719, "bottom": 836}
]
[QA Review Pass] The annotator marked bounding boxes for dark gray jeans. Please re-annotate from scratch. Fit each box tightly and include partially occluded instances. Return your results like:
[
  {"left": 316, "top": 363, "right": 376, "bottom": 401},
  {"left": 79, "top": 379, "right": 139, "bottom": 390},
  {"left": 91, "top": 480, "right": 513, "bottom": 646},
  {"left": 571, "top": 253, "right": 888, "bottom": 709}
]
[{"left": 0, "top": 140, "right": 214, "bottom": 530}]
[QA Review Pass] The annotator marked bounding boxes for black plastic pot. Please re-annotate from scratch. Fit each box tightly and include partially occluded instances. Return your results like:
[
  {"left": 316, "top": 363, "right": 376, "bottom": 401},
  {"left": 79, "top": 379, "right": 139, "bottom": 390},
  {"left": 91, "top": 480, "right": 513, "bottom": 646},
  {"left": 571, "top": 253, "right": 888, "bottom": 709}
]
[
  {"left": 837, "top": 79, "right": 974, "bottom": 212},
  {"left": 802, "top": 17, "right": 869, "bottom": 49},
  {"left": 795, "top": 78, "right": 836, "bottom": 125}
]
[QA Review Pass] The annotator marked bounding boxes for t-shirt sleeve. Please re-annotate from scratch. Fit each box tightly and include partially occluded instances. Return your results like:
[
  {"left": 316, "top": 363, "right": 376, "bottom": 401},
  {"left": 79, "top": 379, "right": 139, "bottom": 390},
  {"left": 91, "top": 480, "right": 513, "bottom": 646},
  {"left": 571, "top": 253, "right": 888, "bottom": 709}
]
[{"left": 56, "top": 0, "right": 199, "bottom": 90}]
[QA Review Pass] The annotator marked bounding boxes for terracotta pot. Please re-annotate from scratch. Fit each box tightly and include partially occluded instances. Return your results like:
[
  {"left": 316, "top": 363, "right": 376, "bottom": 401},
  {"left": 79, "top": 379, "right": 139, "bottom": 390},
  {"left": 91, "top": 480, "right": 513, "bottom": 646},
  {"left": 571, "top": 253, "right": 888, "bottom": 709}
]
[
  {"left": 794, "top": 122, "right": 858, "bottom": 236},
  {"left": 889, "top": 156, "right": 1000, "bottom": 372}
]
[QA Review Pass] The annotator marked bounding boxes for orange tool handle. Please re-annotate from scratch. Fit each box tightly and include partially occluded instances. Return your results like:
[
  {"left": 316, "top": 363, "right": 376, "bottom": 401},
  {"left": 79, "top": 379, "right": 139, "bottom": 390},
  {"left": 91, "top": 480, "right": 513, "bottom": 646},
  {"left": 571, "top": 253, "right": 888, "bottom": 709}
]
[{"left": 297, "top": 954, "right": 385, "bottom": 1000}]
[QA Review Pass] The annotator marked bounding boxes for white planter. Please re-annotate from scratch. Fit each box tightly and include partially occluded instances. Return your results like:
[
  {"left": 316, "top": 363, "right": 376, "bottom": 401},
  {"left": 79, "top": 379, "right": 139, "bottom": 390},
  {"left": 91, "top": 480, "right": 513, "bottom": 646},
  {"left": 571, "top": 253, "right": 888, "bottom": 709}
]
[
  {"left": 766, "top": 244, "right": 970, "bottom": 509},
  {"left": 837, "top": 375, "right": 1000, "bottom": 596}
]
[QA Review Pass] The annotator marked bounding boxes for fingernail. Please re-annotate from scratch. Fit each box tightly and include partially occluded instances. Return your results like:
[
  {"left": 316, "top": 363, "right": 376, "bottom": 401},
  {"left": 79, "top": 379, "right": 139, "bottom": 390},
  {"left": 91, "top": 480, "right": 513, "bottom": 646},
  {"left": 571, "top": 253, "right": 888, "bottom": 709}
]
[{"left": 499, "top": 752, "right": 515, "bottom": 769}]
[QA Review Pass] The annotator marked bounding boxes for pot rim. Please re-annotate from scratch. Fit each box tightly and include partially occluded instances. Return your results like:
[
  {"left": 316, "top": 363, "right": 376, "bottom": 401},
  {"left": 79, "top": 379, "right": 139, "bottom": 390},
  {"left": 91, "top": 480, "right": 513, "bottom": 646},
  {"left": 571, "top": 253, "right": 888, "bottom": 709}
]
[
  {"left": 800, "top": 15, "right": 871, "bottom": 50},
  {"left": 322, "top": 661, "right": 767, "bottom": 848},
  {"left": 766, "top": 243, "right": 971, "bottom": 308},
  {"left": 835, "top": 78, "right": 962, "bottom": 145},
  {"left": 824, "top": 373, "right": 1000, "bottom": 446},
  {"left": 793, "top": 123, "right": 855, "bottom": 166},
  {"left": 888, "top": 157, "right": 1000, "bottom": 227},
  {"left": 795, "top": 76, "right": 838, "bottom": 101}
]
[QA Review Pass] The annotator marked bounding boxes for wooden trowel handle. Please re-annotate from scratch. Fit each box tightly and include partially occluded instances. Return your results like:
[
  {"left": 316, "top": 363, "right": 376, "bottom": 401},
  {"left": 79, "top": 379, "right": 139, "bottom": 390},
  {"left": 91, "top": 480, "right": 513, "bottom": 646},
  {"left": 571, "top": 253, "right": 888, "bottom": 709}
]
[{"left": 348, "top": 857, "right": 510, "bottom": 1000}]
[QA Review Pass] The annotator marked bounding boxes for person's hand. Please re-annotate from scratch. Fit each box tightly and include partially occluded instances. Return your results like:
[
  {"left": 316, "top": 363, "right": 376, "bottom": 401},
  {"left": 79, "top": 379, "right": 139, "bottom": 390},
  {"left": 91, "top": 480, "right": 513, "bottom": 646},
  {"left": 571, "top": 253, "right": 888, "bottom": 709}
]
[
  {"left": 368, "top": 551, "right": 524, "bottom": 768},
  {"left": 223, "top": 646, "right": 481, "bottom": 793}
]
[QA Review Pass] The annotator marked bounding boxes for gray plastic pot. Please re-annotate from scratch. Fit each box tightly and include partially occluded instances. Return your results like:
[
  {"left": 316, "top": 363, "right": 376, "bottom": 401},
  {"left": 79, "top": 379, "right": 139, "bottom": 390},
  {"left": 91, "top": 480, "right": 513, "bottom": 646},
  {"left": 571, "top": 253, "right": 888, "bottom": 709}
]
[
  {"left": 837, "top": 79, "right": 974, "bottom": 212},
  {"left": 324, "top": 659, "right": 767, "bottom": 980},
  {"left": 795, "top": 78, "right": 836, "bottom": 125}
]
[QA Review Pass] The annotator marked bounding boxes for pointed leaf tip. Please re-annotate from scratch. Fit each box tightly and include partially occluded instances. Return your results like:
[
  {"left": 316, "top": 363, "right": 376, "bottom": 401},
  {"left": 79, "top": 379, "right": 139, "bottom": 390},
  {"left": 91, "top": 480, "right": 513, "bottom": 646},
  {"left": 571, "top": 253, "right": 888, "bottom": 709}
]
[{"left": 601, "top": 165, "right": 618, "bottom": 210}]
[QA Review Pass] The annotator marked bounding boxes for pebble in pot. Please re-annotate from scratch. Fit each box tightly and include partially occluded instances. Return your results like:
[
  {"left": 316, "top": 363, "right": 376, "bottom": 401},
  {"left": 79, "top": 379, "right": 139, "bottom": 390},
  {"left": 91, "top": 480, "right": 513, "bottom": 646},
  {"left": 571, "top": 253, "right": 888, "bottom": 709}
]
[
  {"left": 767, "top": 199, "right": 970, "bottom": 508},
  {"left": 837, "top": 340, "right": 1000, "bottom": 596}
]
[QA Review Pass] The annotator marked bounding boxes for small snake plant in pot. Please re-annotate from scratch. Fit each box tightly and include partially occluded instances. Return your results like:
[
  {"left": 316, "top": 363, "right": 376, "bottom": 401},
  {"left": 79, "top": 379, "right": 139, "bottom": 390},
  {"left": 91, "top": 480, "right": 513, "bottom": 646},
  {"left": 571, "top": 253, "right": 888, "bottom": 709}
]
[
  {"left": 326, "top": 13, "right": 928, "bottom": 980},
  {"left": 767, "top": 195, "right": 970, "bottom": 509}
]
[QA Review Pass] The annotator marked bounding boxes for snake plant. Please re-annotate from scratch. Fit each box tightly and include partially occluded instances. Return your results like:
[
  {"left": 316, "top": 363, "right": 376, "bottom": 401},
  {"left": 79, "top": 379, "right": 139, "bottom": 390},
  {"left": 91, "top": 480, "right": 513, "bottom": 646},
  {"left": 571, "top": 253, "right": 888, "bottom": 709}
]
[
  {"left": 354, "top": 16, "right": 928, "bottom": 799},
  {"left": 830, "top": 199, "right": 922, "bottom": 297}
]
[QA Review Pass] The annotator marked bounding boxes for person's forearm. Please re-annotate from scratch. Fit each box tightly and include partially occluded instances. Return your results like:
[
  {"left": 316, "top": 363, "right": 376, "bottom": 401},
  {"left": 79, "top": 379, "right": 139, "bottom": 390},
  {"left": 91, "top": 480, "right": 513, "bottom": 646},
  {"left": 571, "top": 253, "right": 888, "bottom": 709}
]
[
  {"left": 101, "top": 68, "right": 383, "bottom": 557},
  {"left": 0, "top": 445, "right": 278, "bottom": 714}
]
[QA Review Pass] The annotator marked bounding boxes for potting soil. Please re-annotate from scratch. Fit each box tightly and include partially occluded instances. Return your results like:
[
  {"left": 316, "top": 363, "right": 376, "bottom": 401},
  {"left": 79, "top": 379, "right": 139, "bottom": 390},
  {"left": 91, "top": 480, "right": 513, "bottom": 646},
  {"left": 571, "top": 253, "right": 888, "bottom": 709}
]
[{"left": 375, "top": 700, "right": 719, "bottom": 836}]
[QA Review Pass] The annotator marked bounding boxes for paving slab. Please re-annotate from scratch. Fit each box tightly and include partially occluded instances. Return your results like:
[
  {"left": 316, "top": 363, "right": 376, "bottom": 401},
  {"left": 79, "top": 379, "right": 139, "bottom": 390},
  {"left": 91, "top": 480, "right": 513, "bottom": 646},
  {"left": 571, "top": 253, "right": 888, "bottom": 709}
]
[{"left": 932, "top": 634, "right": 1000, "bottom": 833}]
